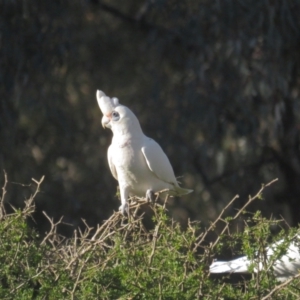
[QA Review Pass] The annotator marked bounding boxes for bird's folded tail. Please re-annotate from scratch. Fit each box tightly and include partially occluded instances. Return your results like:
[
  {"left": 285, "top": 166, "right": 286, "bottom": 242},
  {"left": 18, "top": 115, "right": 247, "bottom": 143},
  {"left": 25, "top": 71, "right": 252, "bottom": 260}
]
[
  {"left": 174, "top": 186, "right": 193, "bottom": 196},
  {"left": 209, "top": 257, "right": 251, "bottom": 274}
]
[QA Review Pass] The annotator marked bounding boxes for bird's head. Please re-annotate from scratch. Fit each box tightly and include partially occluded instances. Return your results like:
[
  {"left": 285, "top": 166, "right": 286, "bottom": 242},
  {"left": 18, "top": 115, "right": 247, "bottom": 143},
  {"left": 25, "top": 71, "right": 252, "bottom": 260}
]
[{"left": 96, "top": 90, "right": 143, "bottom": 137}]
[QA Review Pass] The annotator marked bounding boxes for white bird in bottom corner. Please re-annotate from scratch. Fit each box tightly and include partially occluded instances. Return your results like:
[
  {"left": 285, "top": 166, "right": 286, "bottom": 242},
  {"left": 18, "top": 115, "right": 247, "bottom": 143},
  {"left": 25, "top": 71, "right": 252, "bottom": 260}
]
[
  {"left": 209, "top": 235, "right": 300, "bottom": 282},
  {"left": 96, "top": 90, "right": 193, "bottom": 215}
]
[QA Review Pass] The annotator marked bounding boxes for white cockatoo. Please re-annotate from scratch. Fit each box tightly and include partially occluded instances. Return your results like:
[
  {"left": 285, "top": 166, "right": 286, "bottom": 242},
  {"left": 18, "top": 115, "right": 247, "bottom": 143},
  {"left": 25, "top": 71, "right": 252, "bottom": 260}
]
[
  {"left": 210, "top": 235, "right": 300, "bottom": 282},
  {"left": 96, "top": 90, "right": 193, "bottom": 215}
]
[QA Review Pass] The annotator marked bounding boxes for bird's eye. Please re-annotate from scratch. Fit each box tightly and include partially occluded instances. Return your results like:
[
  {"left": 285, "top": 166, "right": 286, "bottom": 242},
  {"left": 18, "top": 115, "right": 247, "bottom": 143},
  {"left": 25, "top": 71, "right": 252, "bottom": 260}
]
[{"left": 111, "top": 111, "right": 120, "bottom": 121}]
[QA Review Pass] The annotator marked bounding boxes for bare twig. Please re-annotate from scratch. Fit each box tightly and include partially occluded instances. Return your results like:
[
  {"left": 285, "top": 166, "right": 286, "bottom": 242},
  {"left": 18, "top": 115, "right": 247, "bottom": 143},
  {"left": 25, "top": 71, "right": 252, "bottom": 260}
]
[
  {"left": 148, "top": 221, "right": 161, "bottom": 266},
  {"left": 40, "top": 212, "right": 64, "bottom": 245},
  {"left": 192, "top": 194, "right": 240, "bottom": 252},
  {"left": 24, "top": 176, "right": 45, "bottom": 209},
  {"left": 213, "top": 178, "right": 278, "bottom": 247},
  {"left": 193, "top": 178, "right": 278, "bottom": 253},
  {"left": 261, "top": 273, "right": 300, "bottom": 300},
  {"left": 10, "top": 267, "right": 49, "bottom": 294},
  {"left": 0, "top": 170, "right": 8, "bottom": 218}
]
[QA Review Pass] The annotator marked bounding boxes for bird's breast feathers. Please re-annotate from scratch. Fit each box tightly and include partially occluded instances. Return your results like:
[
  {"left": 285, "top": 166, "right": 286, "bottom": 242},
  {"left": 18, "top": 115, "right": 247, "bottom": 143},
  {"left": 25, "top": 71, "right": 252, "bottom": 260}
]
[{"left": 110, "top": 138, "right": 145, "bottom": 175}]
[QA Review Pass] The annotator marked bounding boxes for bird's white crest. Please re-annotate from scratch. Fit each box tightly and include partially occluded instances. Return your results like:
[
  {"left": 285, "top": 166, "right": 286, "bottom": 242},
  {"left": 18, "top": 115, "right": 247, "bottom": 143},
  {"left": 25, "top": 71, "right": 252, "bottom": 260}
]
[
  {"left": 96, "top": 89, "right": 193, "bottom": 215},
  {"left": 96, "top": 90, "right": 119, "bottom": 115}
]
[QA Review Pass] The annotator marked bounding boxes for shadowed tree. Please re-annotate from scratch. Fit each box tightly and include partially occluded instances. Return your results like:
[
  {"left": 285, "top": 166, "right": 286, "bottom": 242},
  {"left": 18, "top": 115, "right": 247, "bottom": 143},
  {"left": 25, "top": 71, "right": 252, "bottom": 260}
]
[{"left": 1, "top": 0, "right": 300, "bottom": 235}]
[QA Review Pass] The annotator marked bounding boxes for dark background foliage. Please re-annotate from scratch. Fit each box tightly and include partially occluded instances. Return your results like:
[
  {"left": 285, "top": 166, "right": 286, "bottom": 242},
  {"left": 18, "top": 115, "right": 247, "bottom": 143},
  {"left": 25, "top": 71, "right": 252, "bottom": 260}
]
[{"left": 1, "top": 0, "right": 300, "bottom": 235}]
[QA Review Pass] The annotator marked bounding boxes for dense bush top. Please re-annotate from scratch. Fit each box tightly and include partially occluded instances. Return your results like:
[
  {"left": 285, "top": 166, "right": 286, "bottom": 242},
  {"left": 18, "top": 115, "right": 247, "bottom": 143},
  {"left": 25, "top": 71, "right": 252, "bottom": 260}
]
[{"left": 1, "top": 176, "right": 300, "bottom": 299}]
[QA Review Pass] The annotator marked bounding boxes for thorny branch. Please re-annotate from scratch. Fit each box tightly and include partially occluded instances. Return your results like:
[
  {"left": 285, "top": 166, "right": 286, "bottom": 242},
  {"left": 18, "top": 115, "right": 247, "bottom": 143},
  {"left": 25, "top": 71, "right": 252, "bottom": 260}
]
[
  {"left": 210, "top": 178, "right": 279, "bottom": 249},
  {"left": 192, "top": 178, "right": 279, "bottom": 254}
]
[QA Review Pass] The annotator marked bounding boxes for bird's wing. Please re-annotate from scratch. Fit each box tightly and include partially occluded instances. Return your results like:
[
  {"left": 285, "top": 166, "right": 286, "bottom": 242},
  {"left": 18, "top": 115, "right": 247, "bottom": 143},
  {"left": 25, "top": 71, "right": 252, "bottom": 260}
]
[
  {"left": 210, "top": 238, "right": 300, "bottom": 277},
  {"left": 269, "top": 238, "right": 300, "bottom": 280},
  {"left": 209, "top": 256, "right": 251, "bottom": 274},
  {"left": 107, "top": 145, "right": 118, "bottom": 180},
  {"left": 141, "top": 138, "right": 177, "bottom": 185}
]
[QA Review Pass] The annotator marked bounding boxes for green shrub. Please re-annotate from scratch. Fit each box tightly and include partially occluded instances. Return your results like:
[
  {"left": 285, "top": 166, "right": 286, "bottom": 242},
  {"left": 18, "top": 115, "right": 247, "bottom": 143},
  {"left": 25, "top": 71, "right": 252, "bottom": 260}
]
[{"left": 0, "top": 176, "right": 300, "bottom": 299}]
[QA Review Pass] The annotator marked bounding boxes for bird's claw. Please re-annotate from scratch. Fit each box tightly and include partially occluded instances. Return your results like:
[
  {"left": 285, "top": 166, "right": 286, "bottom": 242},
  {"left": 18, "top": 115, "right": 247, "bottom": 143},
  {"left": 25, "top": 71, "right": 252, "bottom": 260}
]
[
  {"left": 119, "top": 203, "right": 129, "bottom": 216},
  {"left": 146, "top": 189, "right": 155, "bottom": 203}
]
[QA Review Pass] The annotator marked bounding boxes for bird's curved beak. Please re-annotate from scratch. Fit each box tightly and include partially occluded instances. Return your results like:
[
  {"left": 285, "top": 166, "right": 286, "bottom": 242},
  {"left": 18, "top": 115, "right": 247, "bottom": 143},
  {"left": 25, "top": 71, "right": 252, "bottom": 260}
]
[{"left": 101, "top": 115, "right": 111, "bottom": 129}]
